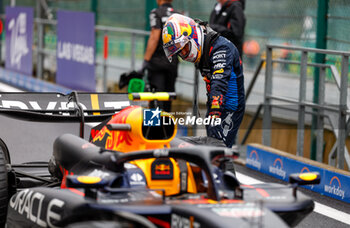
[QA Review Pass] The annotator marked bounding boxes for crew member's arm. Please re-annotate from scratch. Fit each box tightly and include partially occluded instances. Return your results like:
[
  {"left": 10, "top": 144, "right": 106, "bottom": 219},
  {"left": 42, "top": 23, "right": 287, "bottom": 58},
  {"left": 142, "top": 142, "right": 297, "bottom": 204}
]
[
  {"left": 142, "top": 9, "right": 162, "bottom": 71},
  {"left": 144, "top": 28, "right": 161, "bottom": 61}
]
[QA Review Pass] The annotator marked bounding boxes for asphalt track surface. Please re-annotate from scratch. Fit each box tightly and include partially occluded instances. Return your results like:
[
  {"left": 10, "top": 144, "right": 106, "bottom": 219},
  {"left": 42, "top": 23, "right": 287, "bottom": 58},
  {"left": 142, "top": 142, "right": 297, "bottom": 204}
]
[{"left": 0, "top": 83, "right": 349, "bottom": 227}]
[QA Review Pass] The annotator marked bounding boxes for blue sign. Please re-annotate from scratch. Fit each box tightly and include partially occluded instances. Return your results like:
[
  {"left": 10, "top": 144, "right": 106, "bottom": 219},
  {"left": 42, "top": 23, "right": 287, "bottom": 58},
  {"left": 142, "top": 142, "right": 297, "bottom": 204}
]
[
  {"left": 143, "top": 108, "right": 161, "bottom": 126},
  {"left": 5, "top": 7, "right": 33, "bottom": 75},
  {"left": 56, "top": 10, "right": 95, "bottom": 91},
  {"left": 246, "top": 145, "right": 350, "bottom": 203}
]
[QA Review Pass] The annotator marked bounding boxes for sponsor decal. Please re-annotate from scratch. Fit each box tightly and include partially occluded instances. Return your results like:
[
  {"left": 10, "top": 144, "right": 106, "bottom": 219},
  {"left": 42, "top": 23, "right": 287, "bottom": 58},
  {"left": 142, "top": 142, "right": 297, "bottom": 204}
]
[
  {"left": 124, "top": 163, "right": 137, "bottom": 169},
  {"left": 130, "top": 173, "right": 143, "bottom": 182},
  {"left": 177, "top": 142, "right": 193, "bottom": 148},
  {"left": 211, "top": 95, "right": 221, "bottom": 109},
  {"left": 5, "top": 7, "right": 33, "bottom": 75},
  {"left": 212, "top": 74, "right": 224, "bottom": 79},
  {"left": 268, "top": 158, "right": 286, "bottom": 179},
  {"left": 151, "top": 158, "right": 173, "bottom": 180},
  {"left": 221, "top": 112, "right": 234, "bottom": 137},
  {"left": 154, "top": 149, "right": 169, "bottom": 157},
  {"left": 212, "top": 207, "right": 265, "bottom": 218},
  {"left": 143, "top": 107, "right": 161, "bottom": 126},
  {"left": 129, "top": 172, "right": 146, "bottom": 186},
  {"left": 171, "top": 214, "right": 200, "bottom": 228},
  {"left": 88, "top": 169, "right": 110, "bottom": 179},
  {"left": 213, "top": 68, "right": 224, "bottom": 74},
  {"left": 213, "top": 52, "right": 226, "bottom": 60},
  {"left": 324, "top": 176, "right": 345, "bottom": 199},
  {"left": 7, "top": 13, "right": 29, "bottom": 69},
  {"left": 213, "top": 59, "right": 225, "bottom": 64},
  {"left": 57, "top": 41, "right": 94, "bottom": 65},
  {"left": 246, "top": 150, "right": 261, "bottom": 170},
  {"left": 208, "top": 110, "right": 222, "bottom": 118},
  {"left": 213, "top": 63, "right": 226, "bottom": 69},
  {"left": 9, "top": 189, "right": 65, "bottom": 228},
  {"left": 300, "top": 167, "right": 310, "bottom": 173},
  {"left": 100, "top": 198, "right": 130, "bottom": 204},
  {"left": 56, "top": 10, "right": 95, "bottom": 91}
]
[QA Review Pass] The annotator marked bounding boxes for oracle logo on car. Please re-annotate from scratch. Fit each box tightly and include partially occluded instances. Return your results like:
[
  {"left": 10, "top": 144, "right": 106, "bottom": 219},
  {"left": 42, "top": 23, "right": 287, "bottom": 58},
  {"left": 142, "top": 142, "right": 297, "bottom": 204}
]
[
  {"left": 324, "top": 176, "right": 345, "bottom": 199},
  {"left": 9, "top": 189, "right": 65, "bottom": 228},
  {"left": 268, "top": 158, "right": 286, "bottom": 179},
  {"left": 246, "top": 150, "right": 261, "bottom": 170}
]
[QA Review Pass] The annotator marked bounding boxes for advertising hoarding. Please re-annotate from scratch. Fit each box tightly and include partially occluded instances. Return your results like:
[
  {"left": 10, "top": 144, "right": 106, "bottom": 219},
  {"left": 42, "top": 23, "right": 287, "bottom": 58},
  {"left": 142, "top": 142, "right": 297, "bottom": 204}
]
[
  {"left": 5, "top": 7, "right": 33, "bottom": 75},
  {"left": 56, "top": 10, "right": 95, "bottom": 91}
]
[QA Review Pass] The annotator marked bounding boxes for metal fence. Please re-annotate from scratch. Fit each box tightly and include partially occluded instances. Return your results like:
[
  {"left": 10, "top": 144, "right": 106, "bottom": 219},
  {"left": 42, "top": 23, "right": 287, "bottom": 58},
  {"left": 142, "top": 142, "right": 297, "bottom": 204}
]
[
  {"left": 261, "top": 44, "right": 350, "bottom": 169},
  {"left": 2, "top": 0, "right": 350, "bottom": 70}
]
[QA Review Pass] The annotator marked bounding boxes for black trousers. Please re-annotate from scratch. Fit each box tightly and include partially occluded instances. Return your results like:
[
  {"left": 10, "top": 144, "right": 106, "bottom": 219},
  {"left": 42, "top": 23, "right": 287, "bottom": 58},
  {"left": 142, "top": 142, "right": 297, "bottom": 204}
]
[{"left": 148, "top": 68, "right": 177, "bottom": 112}]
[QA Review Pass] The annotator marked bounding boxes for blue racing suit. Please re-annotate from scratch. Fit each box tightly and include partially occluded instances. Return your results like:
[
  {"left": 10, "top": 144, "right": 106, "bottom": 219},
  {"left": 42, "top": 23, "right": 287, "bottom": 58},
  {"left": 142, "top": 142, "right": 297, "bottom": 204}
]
[{"left": 199, "top": 35, "right": 245, "bottom": 148}]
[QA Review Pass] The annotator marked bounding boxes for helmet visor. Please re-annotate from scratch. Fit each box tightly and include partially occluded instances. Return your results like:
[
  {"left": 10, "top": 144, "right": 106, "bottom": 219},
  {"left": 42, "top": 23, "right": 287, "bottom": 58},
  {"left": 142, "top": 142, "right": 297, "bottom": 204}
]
[{"left": 163, "top": 35, "right": 190, "bottom": 62}]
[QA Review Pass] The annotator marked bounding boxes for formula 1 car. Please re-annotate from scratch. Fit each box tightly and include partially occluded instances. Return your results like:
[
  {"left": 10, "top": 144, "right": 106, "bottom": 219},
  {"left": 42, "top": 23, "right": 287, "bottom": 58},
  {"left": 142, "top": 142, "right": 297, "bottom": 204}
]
[{"left": 0, "top": 92, "right": 320, "bottom": 227}]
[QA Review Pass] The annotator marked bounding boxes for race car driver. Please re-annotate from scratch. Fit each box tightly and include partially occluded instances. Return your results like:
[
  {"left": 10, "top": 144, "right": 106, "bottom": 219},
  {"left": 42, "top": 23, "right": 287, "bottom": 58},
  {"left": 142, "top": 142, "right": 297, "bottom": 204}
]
[{"left": 162, "top": 13, "right": 245, "bottom": 148}]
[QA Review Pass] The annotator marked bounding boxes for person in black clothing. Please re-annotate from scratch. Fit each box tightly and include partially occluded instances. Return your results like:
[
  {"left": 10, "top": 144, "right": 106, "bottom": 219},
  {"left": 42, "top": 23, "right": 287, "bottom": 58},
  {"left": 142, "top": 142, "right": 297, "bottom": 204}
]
[
  {"left": 209, "top": 0, "right": 246, "bottom": 57},
  {"left": 141, "top": 0, "right": 179, "bottom": 112}
]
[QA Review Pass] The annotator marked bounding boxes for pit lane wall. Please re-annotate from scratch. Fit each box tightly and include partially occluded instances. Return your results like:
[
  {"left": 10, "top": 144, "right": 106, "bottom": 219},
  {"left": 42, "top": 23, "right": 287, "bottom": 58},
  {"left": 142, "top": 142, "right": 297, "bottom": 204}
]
[
  {"left": 0, "top": 68, "right": 71, "bottom": 93},
  {"left": 246, "top": 144, "right": 350, "bottom": 204}
]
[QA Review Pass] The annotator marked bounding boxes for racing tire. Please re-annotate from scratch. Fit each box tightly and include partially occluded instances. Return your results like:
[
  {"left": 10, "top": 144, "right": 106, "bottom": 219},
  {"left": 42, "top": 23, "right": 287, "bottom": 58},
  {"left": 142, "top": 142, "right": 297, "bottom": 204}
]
[
  {"left": 0, "top": 138, "right": 10, "bottom": 164},
  {"left": 0, "top": 145, "right": 9, "bottom": 227}
]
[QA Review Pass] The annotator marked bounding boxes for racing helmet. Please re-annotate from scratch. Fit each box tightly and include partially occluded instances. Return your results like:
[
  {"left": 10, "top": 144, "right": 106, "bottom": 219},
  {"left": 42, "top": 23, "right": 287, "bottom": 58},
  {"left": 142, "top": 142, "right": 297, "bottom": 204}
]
[{"left": 162, "top": 13, "right": 203, "bottom": 63}]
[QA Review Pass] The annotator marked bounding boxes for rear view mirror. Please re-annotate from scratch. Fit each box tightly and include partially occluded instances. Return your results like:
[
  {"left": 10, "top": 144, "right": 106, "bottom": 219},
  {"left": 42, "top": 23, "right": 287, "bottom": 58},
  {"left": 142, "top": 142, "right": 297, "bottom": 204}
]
[
  {"left": 66, "top": 175, "right": 109, "bottom": 199},
  {"left": 289, "top": 172, "right": 321, "bottom": 186}
]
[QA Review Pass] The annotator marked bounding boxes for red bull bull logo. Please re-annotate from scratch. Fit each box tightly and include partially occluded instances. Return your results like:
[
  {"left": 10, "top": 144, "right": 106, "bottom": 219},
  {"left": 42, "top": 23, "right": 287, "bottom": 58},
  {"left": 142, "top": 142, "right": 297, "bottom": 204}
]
[
  {"left": 155, "top": 164, "right": 171, "bottom": 175},
  {"left": 151, "top": 159, "right": 173, "bottom": 180}
]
